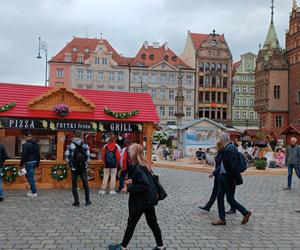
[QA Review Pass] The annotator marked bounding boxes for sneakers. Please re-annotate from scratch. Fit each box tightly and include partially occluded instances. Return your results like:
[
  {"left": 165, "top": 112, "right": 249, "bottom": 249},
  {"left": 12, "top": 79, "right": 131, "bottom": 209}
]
[
  {"left": 226, "top": 209, "right": 236, "bottom": 215},
  {"left": 98, "top": 189, "right": 105, "bottom": 194},
  {"left": 198, "top": 206, "right": 210, "bottom": 212},
  {"left": 242, "top": 211, "right": 252, "bottom": 224},
  {"left": 211, "top": 219, "right": 226, "bottom": 226},
  {"left": 110, "top": 190, "right": 117, "bottom": 195},
  {"left": 26, "top": 192, "right": 37, "bottom": 198},
  {"left": 0, "top": 196, "right": 4, "bottom": 202}
]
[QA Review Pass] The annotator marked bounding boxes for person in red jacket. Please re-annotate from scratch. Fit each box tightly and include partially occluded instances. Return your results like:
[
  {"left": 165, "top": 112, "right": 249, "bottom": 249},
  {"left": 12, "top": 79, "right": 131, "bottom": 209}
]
[
  {"left": 118, "top": 140, "right": 132, "bottom": 192},
  {"left": 99, "top": 134, "right": 121, "bottom": 195}
]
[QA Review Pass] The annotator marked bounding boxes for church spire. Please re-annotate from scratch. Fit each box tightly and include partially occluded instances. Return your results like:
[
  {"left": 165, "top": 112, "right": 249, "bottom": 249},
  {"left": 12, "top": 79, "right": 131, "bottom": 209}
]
[
  {"left": 262, "top": 0, "right": 280, "bottom": 50},
  {"left": 293, "top": 0, "right": 298, "bottom": 10}
]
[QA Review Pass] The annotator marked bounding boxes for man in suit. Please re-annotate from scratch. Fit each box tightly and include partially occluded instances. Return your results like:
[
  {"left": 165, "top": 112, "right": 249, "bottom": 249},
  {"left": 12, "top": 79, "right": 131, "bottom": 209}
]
[{"left": 212, "top": 133, "right": 251, "bottom": 225}]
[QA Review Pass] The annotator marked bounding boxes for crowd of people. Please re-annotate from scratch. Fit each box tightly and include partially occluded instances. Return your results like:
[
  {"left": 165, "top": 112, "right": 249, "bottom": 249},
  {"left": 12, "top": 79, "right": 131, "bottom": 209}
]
[{"left": 1, "top": 130, "right": 300, "bottom": 248}]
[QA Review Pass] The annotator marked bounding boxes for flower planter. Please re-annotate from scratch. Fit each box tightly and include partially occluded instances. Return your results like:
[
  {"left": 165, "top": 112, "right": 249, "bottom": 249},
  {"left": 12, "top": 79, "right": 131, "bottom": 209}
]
[{"left": 254, "top": 159, "right": 267, "bottom": 170}]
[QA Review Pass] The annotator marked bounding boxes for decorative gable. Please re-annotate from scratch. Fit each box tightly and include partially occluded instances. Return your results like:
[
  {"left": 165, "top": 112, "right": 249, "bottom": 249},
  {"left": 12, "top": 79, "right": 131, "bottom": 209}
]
[{"left": 28, "top": 87, "right": 95, "bottom": 112}]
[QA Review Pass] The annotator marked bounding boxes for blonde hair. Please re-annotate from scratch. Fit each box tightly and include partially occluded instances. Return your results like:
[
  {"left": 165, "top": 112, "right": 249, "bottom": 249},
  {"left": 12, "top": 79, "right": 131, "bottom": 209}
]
[{"left": 129, "top": 143, "right": 152, "bottom": 172}]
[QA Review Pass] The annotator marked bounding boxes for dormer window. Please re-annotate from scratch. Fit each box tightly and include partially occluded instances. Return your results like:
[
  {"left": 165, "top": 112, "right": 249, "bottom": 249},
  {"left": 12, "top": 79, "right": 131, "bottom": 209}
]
[
  {"left": 164, "top": 55, "right": 169, "bottom": 61},
  {"left": 149, "top": 54, "right": 154, "bottom": 60},
  {"left": 172, "top": 56, "right": 177, "bottom": 61},
  {"left": 64, "top": 54, "right": 71, "bottom": 62},
  {"left": 141, "top": 54, "right": 146, "bottom": 60},
  {"left": 84, "top": 48, "right": 90, "bottom": 53},
  {"left": 136, "top": 62, "right": 144, "bottom": 66},
  {"left": 72, "top": 47, "right": 77, "bottom": 52}
]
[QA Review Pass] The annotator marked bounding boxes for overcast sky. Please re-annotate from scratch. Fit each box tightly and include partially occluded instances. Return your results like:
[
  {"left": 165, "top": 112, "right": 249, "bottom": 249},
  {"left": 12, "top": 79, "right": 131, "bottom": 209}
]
[{"left": 0, "top": 0, "right": 291, "bottom": 85}]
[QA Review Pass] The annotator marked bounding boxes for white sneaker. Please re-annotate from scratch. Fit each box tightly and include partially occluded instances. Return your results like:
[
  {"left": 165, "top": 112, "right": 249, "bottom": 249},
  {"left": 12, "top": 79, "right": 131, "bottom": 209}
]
[
  {"left": 27, "top": 192, "right": 37, "bottom": 198},
  {"left": 98, "top": 190, "right": 105, "bottom": 194},
  {"left": 109, "top": 190, "right": 117, "bottom": 195}
]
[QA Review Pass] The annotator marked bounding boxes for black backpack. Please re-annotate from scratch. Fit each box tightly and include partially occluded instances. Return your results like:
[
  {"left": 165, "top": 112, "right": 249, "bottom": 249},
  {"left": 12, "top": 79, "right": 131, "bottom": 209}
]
[
  {"left": 72, "top": 143, "right": 87, "bottom": 170},
  {"left": 104, "top": 146, "right": 117, "bottom": 168}
]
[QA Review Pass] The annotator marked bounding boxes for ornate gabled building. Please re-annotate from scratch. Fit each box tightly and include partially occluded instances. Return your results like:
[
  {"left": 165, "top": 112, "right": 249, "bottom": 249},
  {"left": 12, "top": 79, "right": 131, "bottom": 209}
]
[
  {"left": 286, "top": 0, "right": 300, "bottom": 124},
  {"left": 254, "top": 0, "right": 289, "bottom": 137},
  {"left": 181, "top": 30, "right": 233, "bottom": 126}
]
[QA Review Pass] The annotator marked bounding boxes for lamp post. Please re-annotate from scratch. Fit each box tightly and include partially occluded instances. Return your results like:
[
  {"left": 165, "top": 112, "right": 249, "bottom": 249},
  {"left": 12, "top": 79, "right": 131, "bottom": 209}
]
[
  {"left": 175, "top": 68, "right": 185, "bottom": 153},
  {"left": 37, "top": 37, "right": 48, "bottom": 86}
]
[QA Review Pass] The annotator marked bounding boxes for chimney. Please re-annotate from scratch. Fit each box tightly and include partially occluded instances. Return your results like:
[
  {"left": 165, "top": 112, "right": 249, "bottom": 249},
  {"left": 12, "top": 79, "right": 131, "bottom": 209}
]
[
  {"left": 143, "top": 41, "right": 149, "bottom": 49},
  {"left": 163, "top": 42, "right": 168, "bottom": 50},
  {"left": 153, "top": 42, "right": 160, "bottom": 48}
]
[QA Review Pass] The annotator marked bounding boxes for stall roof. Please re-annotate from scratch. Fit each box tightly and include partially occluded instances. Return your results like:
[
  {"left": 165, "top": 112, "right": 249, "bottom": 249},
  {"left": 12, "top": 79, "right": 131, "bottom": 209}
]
[
  {"left": 0, "top": 83, "right": 159, "bottom": 123},
  {"left": 178, "top": 117, "right": 228, "bottom": 130},
  {"left": 281, "top": 124, "right": 300, "bottom": 135}
]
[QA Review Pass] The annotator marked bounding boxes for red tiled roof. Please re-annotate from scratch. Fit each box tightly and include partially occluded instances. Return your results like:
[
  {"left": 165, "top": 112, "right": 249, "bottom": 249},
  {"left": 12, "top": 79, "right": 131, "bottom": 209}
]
[
  {"left": 0, "top": 83, "right": 159, "bottom": 123},
  {"left": 189, "top": 32, "right": 225, "bottom": 50},
  {"left": 281, "top": 124, "right": 300, "bottom": 135},
  {"left": 130, "top": 44, "right": 192, "bottom": 69},
  {"left": 50, "top": 37, "right": 131, "bottom": 66}
]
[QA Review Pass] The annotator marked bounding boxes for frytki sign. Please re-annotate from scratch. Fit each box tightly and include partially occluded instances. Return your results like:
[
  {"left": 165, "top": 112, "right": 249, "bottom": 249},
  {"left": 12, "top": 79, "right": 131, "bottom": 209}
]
[{"left": 0, "top": 118, "right": 143, "bottom": 133}]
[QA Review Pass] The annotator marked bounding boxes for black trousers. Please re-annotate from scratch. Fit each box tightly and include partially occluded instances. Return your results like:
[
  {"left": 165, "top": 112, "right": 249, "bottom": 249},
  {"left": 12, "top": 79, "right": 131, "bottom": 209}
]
[
  {"left": 71, "top": 168, "right": 90, "bottom": 204},
  {"left": 122, "top": 207, "right": 163, "bottom": 248},
  {"left": 205, "top": 177, "right": 236, "bottom": 211}
]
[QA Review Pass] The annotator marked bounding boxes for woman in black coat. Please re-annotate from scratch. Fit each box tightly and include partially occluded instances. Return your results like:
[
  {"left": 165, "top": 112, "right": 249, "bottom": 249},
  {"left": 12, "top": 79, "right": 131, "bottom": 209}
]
[{"left": 109, "top": 143, "right": 166, "bottom": 250}]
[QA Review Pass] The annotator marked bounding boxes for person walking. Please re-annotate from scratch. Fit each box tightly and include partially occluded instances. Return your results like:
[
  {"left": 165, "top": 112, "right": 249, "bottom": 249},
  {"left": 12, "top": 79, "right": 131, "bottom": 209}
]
[
  {"left": 284, "top": 137, "right": 300, "bottom": 190},
  {"left": 199, "top": 141, "right": 235, "bottom": 214},
  {"left": 108, "top": 143, "right": 166, "bottom": 250},
  {"left": 0, "top": 143, "right": 8, "bottom": 201},
  {"left": 20, "top": 131, "right": 40, "bottom": 198},
  {"left": 65, "top": 130, "right": 91, "bottom": 207},
  {"left": 99, "top": 133, "right": 121, "bottom": 195},
  {"left": 212, "top": 133, "right": 251, "bottom": 226}
]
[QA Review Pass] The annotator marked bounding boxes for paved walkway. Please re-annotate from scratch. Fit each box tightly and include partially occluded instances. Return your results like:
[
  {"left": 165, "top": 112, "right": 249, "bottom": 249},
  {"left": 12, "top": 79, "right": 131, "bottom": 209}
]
[{"left": 1, "top": 167, "right": 300, "bottom": 250}]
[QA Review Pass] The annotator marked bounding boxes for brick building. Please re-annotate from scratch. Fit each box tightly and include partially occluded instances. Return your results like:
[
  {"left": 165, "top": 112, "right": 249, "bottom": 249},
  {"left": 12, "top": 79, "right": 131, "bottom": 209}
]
[
  {"left": 254, "top": 1, "right": 289, "bottom": 137},
  {"left": 181, "top": 30, "right": 233, "bottom": 126}
]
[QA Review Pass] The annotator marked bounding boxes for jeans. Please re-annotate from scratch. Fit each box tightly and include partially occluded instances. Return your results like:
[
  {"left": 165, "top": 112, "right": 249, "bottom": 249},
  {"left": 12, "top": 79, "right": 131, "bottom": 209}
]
[
  {"left": 71, "top": 168, "right": 90, "bottom": 204},
  {"left": 25, "top": 161, "right": 37, "bottom": 194},
  {"left": 287, "top": 163, "right": 300, "bottom": 187},
  {"left": 0, "top": 167, "right": 3, "bottom": 197},
  {"left": 205, "top": 176, "right": 235, "bottom": 211},
  {"left": 122, "top": 207, "right": 163, "bottom": 248},
  {"left": 119, "top": 170, "right": 127, "bottom": 191},
  {"left": 217, "top": 174, "right": 248, "bottom": 220}
]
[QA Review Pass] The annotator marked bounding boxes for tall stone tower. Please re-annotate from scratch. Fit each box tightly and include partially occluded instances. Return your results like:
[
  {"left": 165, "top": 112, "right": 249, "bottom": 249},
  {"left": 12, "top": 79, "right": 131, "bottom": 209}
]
[
  {"left": 286, "top": 0, "right": 300, "bottom": 124},
  {"left": 254, "top": 0, "right": 289, "bottom": 137}
]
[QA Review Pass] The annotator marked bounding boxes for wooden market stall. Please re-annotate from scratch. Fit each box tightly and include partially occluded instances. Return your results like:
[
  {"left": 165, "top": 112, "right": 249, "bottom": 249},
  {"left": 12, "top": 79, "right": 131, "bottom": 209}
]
[{"left": 0, "top": 83, "right": 159, "bottom": 189}]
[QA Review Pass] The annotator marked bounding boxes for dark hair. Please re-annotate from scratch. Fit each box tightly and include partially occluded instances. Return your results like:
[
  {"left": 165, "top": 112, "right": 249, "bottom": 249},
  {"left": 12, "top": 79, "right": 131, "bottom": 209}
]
[
  {"left": 74, "top": 130, "right": 82, "bottom": 138},
  {"left": 25, "top": 130, "right": 32, "bottom": 137}
]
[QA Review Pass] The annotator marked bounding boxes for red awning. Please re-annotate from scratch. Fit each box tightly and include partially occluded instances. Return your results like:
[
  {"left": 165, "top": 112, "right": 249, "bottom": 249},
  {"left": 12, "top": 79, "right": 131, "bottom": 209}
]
[{"left": 0, "top": 83, "right": 159, "bottom": 123}]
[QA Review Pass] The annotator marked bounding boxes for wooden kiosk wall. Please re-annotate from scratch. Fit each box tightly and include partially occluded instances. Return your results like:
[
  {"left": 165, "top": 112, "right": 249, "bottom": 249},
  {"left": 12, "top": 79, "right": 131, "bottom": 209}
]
[{"left": 1, "top": 123, "right": 155, "bottom": 190}]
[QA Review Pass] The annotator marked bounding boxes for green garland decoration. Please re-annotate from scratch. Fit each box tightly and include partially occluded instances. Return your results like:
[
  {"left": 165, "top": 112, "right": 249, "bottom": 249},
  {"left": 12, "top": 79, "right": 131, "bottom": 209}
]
[
  {"left": 104, "top": 106, "right": 139, "bottom": 119},
  {"left": 51, "top": 164, "right": 68, "bottom": 181},
  {"left": 2, "top": 165, "right": 18, "bottom": 182},
  {"left": 0, "top": 102, "right": 16, "bottom": 112}
]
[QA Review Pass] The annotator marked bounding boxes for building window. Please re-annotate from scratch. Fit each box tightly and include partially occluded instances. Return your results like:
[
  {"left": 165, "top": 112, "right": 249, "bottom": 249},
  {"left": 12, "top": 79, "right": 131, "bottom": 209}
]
[
  {"left": 169, "top": 90, "right": 175, "bottom": 99},
  {"left": 235, "top": 110, "right": 240, "bottom": 119},
  {"left": 223, "top": 64, "right": 228, "bottom": 72},
  {"left": 77, "top": 70, "right": 84, "bottom": 80},
  {"left": 186, "top": 75, "right": 193, "bottom": 85},
  {"left": 223, "top": 93, "right": 227, "bottom": 103},
  {"left": 168, "top": 106, "right": 174, "bottom": 116},
  {"left": 210, "top": 63, "right": 216, "bottom": 71},
  {"left": 160, "top": 73, "right": 167, "bottom": 83},
  {"left": 102, "top": 58, "right": 108, "bottom": 65},
  {"left": 211, "top": 76, "right": 216, "bottom": 87},
  {"left": 110, "top": 72, "right": 116, "bottom": 81},
  {"left": 297, "top": 91, "right": 300, "bottom": 103},
  {"left": 56, "top": 69, "right": 64, "bottom": 78},
  {"left": 249, "top": 98, "right": 254, "bottom": 107},
  {"left": 169, "top": 74, "right": 176, "bottom": 84},
  {"left": 204, "top": 76, "right": 210, "bottom": 86},
  {"left": 199, "top": 91, "right": 204, "bottom": 102},
  {"left": 242, "top": 85, "right": 247, "bottom": 93},
  {"left": 117, "top": 72, "right": 124, "bottom": 81},
  {"left": 95, "top": 57, "right": 100, "bottom": 64},
  {"left": 98, "top": 71, "right": 104, "bottom": 80},
  {"left": 249, "top": 111, "right": 254, "bottom": 119},
  {"left": 151, "top": 73, "right": 158, "bottom": 83},
  {"left": 186, "top": 90, "right": 192, "bottom": 100},
  {"left": 211, "top": 92, "right": 216, "bottom": 102},
  {"left": 275, "top": 115, "right": 282, "bottom": 127},
  {"left": 160, "top": 89, "right": 166, "bottom": 99},
  {"left": 217, "top": 92, "right": 221, "bottom": 103},
  {"left": 274, "top": 85, "right": 280, "bottom": 99},
  {"left": 234, "top": 98, "right": 240, "bottom": 106},
  {"left": 204, "top": 62, "right": 210, "bottom": 71},
  {"left": 64, "top": 54, "right": 71, "bottom": 62},
  {"left": 151, "top": 89, "right": 157, "bottom": 99},
  {"left": 87, "top": 70, "right": 93, "bottom": 80},
  {"left": 186, "top": 107, "right": 192, "bottom": 117},
  {"left": 78, "top": 55, "right": 83, "bottom": 63},
  {"left": 133, "top": 88, "right": 139, "bottom": 92},
  {"left": 205, "top": 92, "right": 210, "bottom": 102},
  {"left": 199, "top": 76, "right": 204, "bottom": 87},
  {"left": 242, "top": 111, "right": 247, "bottom": 119},
  {"left": 223, "top": 77, "right": 228, "bottom": 87},
  {"left": 234, "top": 85, "right": 240, "bottom": 92},
  {"left": 159, "top": 107, "right": 165, "bottom": 116},
  {"left": 249, "top": 86, "right": 255, "bottom": 93},
  {"left": 223, "top": 108, "right": 227, "bottom": 120},
  {"left": 142, "top": 72, "right": 148, "bottom": 83},
  {"left": 133, "top": 73, "right": 140, "bottom": 82},
  {"left": 199, "top": 63, "right": 204, "bottom": 71},
  {"left": 216, "top": 76, "right": 221, "bottom": 86},
  {"left": 242, "top": 98, "right": 247, "bottom": 106}
]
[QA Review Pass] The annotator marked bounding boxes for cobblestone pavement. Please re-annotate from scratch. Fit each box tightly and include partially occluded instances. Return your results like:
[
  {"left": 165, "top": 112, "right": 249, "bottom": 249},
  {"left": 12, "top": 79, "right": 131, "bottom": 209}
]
[{"left": 1, "top": 168, "right": 300, "bottom": 250}]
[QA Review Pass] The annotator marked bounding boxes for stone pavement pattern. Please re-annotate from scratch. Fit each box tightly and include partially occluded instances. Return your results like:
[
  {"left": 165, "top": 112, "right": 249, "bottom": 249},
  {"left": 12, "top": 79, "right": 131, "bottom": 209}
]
[{"left": 1, "top": 168, "right": 300, "bottom": 250}]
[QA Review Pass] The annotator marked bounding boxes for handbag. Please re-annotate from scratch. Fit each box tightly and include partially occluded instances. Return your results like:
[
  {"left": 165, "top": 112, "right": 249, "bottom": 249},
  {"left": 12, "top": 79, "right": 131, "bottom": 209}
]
[{"left": 151, "top": 171, "right": 167, "bottom": 201}]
